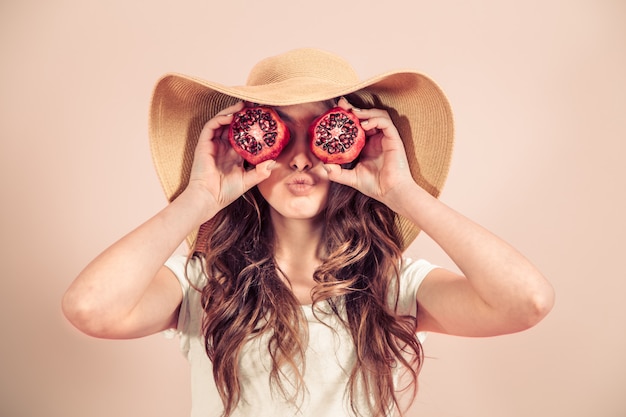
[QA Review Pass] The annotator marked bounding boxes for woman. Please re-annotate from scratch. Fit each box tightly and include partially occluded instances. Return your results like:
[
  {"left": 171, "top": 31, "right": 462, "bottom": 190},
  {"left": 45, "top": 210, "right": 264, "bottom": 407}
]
[{"left": 62, "top": 48, "right": 555, "bottom": 417}]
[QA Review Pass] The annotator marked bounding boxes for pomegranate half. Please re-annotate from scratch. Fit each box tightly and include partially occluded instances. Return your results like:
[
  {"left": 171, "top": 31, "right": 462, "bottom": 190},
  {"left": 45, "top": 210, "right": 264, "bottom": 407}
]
[
  {"left": 309, "top": 107, "right": 366, "bottom": 164},
  {"left": 228, "top": 106, "right": 290, "bottom": 165}
]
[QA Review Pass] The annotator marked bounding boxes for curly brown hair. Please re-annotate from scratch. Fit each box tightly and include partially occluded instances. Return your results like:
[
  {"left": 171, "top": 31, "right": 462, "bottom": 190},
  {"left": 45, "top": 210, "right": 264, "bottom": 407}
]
[{"left": 189, "top": 182, "right": 424, "bottom": 417}]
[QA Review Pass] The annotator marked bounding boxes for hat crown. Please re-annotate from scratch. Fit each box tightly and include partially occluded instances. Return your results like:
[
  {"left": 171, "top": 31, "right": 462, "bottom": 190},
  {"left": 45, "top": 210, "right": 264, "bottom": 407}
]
[{"left": 246, "top": 48, "right": 360, "bottom": 86}]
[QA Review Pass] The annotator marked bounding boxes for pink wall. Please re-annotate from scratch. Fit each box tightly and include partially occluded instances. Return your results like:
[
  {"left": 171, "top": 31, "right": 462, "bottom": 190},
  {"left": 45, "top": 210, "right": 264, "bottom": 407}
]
[{"left": 1, "top": 1, "right": 625, "bottom": 416}]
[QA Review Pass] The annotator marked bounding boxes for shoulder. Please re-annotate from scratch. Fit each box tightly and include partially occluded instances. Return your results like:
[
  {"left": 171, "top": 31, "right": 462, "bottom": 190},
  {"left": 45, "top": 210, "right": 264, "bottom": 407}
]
[
  {"left": 390, "top": 257, "right": 439, "bottom": 316},
  {"left": 398, "top": 257, "right": 439, "bottom": 293},
  {"left": 164, "top": 253, "right": 207, "bottom": 289},
  {"left": 400, "top": 257, "right": 438, "bottom": 276}
]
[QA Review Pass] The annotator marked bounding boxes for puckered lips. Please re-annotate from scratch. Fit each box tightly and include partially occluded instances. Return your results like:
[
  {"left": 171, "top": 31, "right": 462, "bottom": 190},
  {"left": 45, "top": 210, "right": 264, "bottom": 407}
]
[{"left": 286, "top": 174, "right": 317, "bottom": 196}]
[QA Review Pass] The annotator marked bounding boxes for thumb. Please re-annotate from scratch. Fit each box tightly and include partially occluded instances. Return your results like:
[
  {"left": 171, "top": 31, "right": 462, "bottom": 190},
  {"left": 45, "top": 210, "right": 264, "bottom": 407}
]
[
  {"left": 323, "top": 163, "right": 357, "bottom": 188},
  {"left": 242, "top": 160, "right": 276, "bottom": 191}
]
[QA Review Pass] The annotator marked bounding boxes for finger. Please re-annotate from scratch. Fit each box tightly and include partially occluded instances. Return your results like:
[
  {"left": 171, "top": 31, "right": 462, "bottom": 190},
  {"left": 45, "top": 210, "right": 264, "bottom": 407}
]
[
  {"left": 334, "top": 99, "right": 378, "bottom": 141},
  {"left": 336, "top": 98, "right": 393, "bottom": 140},
  {"left": 201, "top": 102, "right": 245, "bottom": 139},
  {"left": 359, "top": 116, "right": 402, "bottom": 144},
  {"left": 337, "top": 97, "right": 390, "bottom": 117},
  {"left": 215, "top": 101, "right": 245, "bottom": 118},
  {"left": 196, "top": 102, "right": 246, "bottom": 155},
  {"left": 323, "top": 163, "right": 358, "bottom": 188},
  {"left": 336, "top": 96, "right": 354, "bottom": 110}
]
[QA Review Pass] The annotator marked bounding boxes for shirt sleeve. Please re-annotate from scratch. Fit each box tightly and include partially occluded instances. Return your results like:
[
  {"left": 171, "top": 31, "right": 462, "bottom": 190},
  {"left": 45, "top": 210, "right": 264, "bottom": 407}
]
[
  {"left": 162, "top": 254, "right": 205, "bottom": 357},
  {"left": 393, "top": 257, "right": 439, "bottom": 343}
]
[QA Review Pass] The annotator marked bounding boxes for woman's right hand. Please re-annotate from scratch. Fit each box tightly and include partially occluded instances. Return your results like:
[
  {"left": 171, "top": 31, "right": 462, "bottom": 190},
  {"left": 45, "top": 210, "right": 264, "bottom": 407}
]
[{"left": 184, "top": 102, "right": 275, "bottom": 221}]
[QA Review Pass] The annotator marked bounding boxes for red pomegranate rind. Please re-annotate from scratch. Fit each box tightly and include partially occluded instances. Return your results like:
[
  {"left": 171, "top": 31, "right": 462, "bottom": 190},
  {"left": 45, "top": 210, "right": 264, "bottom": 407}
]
[
  {"left": 228, "top": 106, "right": 290, "bottom": 165},
  {"left": 309, "top": 107, "right": 366, "bottom": 164}
]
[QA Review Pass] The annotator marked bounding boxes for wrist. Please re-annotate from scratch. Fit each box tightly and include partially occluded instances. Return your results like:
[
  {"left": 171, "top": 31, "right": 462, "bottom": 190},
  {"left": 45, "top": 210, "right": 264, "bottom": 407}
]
[
  {"left": 174, "top": 184, "right": 221, "bottom": 225},
  {"left": 383, "top": 180, "right": 429, "bottom": 216}
]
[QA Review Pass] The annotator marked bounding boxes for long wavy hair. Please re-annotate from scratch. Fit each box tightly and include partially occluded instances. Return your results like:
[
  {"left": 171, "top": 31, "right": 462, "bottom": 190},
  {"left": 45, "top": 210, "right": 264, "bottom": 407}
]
[{"left": 190, "top": 182, "right": 424, "bottom": 417}]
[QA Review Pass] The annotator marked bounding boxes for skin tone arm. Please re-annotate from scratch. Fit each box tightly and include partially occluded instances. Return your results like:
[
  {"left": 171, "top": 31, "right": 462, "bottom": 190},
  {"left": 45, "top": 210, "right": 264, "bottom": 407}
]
[
  {"left": 62, "top": 102, "right": 275, "bottom": 339},
  {"left": 326, "top": 99, "right": 555, "bottom": 337},
  {"left": 64, "top": 97, "right": 554, "bottom": 339}
]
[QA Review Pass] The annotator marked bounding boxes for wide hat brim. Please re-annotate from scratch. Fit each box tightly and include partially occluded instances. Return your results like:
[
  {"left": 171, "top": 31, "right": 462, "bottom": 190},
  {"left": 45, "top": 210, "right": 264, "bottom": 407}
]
[{"left": 149, "top": 48, "right": 454, "bottom": 250}]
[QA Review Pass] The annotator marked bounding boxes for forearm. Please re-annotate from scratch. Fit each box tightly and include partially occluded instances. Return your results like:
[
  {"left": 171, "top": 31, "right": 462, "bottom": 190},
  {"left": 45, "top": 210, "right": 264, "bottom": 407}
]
[
  {"left": 388, "top": 182, "right": 554, "bottom": 321},
  {"left": 63, "top": 187, "right": 217, "bottom": 327}
]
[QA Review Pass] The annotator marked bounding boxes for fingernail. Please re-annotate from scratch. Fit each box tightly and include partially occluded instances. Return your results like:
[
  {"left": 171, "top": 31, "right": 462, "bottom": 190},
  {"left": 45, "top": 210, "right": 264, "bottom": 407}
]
[
  {"left": 322, "top": 164, "right": 331, "bottom": 173},
  {"left": 266, "top": 160, "right": 276, "bottom": 170}
]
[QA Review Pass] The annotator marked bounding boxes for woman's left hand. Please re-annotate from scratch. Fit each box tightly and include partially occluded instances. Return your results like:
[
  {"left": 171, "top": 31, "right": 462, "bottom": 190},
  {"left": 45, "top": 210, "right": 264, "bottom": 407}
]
[{"left": 324, "top": 98, "right": 415, "bottom": 209}]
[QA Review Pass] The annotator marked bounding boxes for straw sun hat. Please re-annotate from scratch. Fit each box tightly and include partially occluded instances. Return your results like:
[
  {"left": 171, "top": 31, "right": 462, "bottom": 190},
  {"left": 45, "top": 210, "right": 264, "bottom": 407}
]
[{"left": 149, "top": 48, "right": 454, "bottom": 250}]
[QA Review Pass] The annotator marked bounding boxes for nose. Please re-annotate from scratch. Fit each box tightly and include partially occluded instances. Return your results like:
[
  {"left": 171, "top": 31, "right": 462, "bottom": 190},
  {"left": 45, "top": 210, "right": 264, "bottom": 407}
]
[{"left": 287, "top": 134, "right": 314, "bottom": 171}]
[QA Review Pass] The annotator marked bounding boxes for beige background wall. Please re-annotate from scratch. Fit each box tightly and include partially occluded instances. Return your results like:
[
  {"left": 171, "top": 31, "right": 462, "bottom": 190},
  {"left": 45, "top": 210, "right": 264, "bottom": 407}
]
[{"left": 1, "top": 0, "right": 624, "bottom": 416}]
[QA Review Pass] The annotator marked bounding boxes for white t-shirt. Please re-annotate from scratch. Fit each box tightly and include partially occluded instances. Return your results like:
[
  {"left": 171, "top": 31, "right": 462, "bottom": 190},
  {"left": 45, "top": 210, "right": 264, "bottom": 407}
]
[{"left": 165, "top": 254, "right": 436, "bottom": 417}]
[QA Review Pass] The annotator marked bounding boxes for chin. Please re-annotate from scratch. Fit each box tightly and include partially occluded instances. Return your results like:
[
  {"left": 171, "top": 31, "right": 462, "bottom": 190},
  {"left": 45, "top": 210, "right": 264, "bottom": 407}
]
[{"left": 270, "top": 200, "right": 327, "bottom": 221}]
